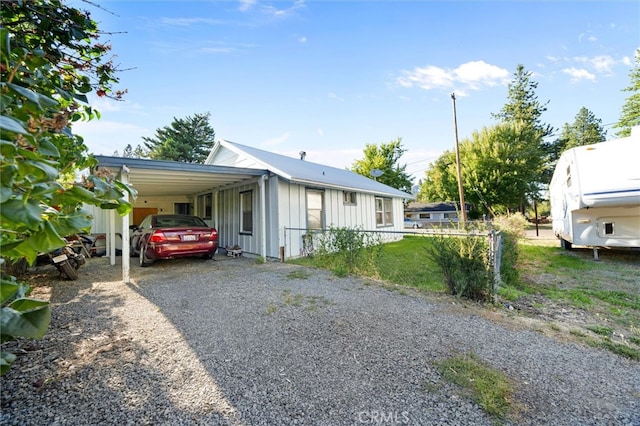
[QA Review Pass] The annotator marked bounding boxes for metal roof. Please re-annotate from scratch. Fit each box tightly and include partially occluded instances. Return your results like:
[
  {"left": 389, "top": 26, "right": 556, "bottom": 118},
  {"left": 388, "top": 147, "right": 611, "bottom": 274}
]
[
  {"left": 94, "top": 156, "right": 268, "bottom": 197},
  {"left": 216, "top": 140, "right": 412, "bottom": 198}
]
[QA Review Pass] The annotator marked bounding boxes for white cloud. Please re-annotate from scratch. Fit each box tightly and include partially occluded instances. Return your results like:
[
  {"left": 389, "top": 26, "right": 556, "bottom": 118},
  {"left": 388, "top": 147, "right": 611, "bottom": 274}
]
[
  {"left": 260, "top": 132, "right": 291, "bottom": 147},
  {"left": 299, "top": 36, "right": 307, "bottom": 43},
  {"left": 622, "top": 56, "right": 632, "bottom": 66},
  {"left": 317, "top": 128, "right": 324, "bottom": 137},
  {"left": 239, "top": 0, "right": 256, "bottom": 12},
  {"left": 562, "top": 67, "right": 596, "bottom": 83},
  {"left": 590, "top": 55, "right": 616, "bottom": 73},
  {"left": 328, "top": 92, "right": 345, "bottom": 102},
  {"left": 397, "top": 60, "right": 509, "bottom": 93}
]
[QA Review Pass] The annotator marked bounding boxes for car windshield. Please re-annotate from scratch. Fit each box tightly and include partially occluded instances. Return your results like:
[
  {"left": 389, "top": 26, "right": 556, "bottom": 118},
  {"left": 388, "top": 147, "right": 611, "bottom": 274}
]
[{"left": 154, "top": 216, "right": 207, "bottom": 228}]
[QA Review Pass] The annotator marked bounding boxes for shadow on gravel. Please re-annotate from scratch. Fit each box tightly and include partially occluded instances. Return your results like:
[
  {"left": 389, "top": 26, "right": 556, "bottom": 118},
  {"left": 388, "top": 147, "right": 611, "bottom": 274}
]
[{"left": 0, "top": 257, "right": 240, "bottom": 425}]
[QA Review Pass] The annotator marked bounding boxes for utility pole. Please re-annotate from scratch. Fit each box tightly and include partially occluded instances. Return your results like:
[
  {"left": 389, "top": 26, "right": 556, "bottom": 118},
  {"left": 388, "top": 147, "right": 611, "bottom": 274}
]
[{"left": 451, "top": 93, "right": 467, "bottom": 225}]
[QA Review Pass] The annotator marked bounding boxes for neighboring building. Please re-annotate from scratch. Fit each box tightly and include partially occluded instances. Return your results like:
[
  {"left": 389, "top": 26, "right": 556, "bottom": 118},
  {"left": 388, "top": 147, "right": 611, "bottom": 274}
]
[
  {"left": 404, "top": 201, "right": 470, "bottom": 226},
  {"left": 91, "top": 140, "right": 411, "bottom": 270}
]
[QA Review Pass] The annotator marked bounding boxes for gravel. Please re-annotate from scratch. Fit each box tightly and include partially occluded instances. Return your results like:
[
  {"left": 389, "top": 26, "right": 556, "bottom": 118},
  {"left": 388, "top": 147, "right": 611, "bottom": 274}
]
[{"left": 1, "top": 256, "right": 639, "bottom": 425}]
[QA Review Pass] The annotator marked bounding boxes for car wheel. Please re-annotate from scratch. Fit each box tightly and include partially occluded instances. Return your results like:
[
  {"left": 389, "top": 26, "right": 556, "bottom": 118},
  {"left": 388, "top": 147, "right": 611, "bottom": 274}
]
[
  {"left": 413, "top": 223, "right": 418, "bottom": 229},
  {"left": 130, "top": 243, "right": 139, "bottom": 258},
  {"left": 201, "top": 253, "right": 213, "bottom": 260},
  {"left": 140, "top": 244, "right": 153, "bottom": 267}
]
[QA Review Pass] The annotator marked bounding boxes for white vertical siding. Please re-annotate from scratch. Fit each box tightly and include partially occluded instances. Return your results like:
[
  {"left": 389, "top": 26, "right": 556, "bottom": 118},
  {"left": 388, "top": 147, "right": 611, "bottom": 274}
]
[
  {"left": 277, "top": 183, "right": 405, "bottom": 259},
  {"left": 217, "top": 181, "right": 262, "bottom": 256}
]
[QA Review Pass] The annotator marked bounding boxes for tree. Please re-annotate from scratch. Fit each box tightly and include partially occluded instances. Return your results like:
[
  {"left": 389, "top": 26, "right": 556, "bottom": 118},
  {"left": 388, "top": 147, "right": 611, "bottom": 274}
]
[
  {"left": 350, "top": 138, "right": 413, "bottom": 194},
  {"left": 417, "top": 150, "right": 458, "bottom": 202},
  {"left": 1, "top": 0, "right": 135, "bottom": 374},
  {"left": 559, "top": 107, "right": 607, "bottom": 151},
  {"left": 492, "top": 64, "right": 553, "bottom": 138},
  {"left": 143, "top": 112, "right": 215, "bottom": 163},
  {"left": 119, "top": 144, "right": 147, "bottom": 158},
  {"left": 418, "top": 123, "right": 543, "bottom": 215},
  {"left": 613, "top": 49, "right": 640, "bottom": 137}
]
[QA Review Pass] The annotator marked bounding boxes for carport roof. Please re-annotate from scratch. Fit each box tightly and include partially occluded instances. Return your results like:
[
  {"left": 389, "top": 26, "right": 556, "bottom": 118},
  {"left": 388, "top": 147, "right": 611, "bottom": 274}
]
[{"left": 94, "top": 155, "right": 268, "bottom": 197}]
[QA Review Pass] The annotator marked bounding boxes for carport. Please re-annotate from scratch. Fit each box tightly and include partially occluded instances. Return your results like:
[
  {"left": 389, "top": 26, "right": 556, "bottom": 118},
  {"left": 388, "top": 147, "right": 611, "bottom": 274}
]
[{"left": 93, "top": 156, "right": 269, "bottom": 283}]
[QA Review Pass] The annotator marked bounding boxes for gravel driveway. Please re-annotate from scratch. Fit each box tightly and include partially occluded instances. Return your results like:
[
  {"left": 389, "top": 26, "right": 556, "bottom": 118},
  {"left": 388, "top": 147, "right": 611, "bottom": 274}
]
[{"left": 1, "top": 256, "right": 639, "bottom": 425}]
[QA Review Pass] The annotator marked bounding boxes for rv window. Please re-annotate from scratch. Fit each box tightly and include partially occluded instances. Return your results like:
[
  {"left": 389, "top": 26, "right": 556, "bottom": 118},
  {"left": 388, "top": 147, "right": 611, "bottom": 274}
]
[
  {"left": 604, "top": 222, "right": 614, "bottom": 235},
  {"left": 566, "top": 166, "right": 572, "bottom": 187}
]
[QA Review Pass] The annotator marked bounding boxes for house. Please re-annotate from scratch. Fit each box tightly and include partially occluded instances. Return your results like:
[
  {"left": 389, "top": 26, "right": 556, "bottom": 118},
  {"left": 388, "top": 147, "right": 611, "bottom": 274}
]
[
  {"left": 404, "top": 201, "right": 470, "bottom": 226},
  {"left": 91, "top": 141, "right": 411, "bottom": 282},
  {"left": 549, "top": 127, "right": 640, "bottom": 250}
]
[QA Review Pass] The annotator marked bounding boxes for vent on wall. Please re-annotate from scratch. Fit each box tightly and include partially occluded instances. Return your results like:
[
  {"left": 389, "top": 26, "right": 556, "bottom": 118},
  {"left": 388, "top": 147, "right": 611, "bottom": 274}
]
[{"left": 604, "top": 222, "right": 614, "bottom": 235}]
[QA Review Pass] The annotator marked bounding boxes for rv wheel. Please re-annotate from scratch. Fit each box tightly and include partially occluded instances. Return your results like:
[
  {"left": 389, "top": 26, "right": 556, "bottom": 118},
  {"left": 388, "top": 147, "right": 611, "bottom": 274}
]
[{"left": 560, "top": 239, "right": 572, "bottom": 250}]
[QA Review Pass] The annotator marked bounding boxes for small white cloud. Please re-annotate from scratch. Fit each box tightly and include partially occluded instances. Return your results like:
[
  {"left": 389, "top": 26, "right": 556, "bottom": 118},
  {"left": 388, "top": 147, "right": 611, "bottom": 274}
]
[
  {"left": 397, "top": 60, "right": 509, "bottom": 93},
  {"left": 562, "top": 67, "right": 596, "bottom": 83},
  {"left": 622, "top": 56, "right": 632, "bottom": 66},
  {"left": 299, "top": 36, "right": 307, "bottom": 43},
  {"left": 317, "top": 128, "right": 324, "bottom": 137},
  {"left": 591, "top": 55, "right": 616, "bottom": 73},
  {"left": 328, "top": 92, "right": 345, "bottom": 102},
  {"left": 239, "top": 0, "right": 256, "bottom": 12},
  {"left": 261, "top": 132, "right": 291, "bottom": 147},
  {"left": 588, "top": 35, "right": 597, "bottom": 42}
]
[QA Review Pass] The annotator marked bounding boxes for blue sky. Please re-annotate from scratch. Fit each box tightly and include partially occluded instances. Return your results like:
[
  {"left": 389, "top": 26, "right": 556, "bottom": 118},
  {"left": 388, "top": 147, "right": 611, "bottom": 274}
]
[{"left": 74, "top": 0, "right": 639, "bottom": 182}]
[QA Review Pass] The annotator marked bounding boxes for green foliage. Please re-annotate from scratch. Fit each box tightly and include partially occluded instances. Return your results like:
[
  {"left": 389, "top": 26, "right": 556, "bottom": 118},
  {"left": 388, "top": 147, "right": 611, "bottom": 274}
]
[
  {"left": 436, "top": 352, "right": 513, "bottom": 418},
  {"left": 559, "top": 107, "right": 607, "bottom": 151},
  {"left": 313, "top": 226, "right": 383, "bottom": 276},
  {"left": 373, "top": 236, "right": 445, "bottom": 293},
  {"left": 491, "top": 64, "right": 553, "bottom": 138},
  {"left": 492, "top": 213, "right": 527, "bottom": 286},
  {"left": 0, "top": 277, "right": 51, "bottom": 375},
  {"left": 613, "top": 49, "right": 640, "bottom": 137},
  {"left": 417, "top": 151, "right": 458, "bottom": 203},
  {"left": 350, "top": 138, "right": 413, "bottom": 194},
  {"left": 143, "top": 112, "right": 216, "bottom": 163},
  {"left": 1, "top": 0, "right": 135, "bottom": 374},
  {"left": 419, "top": 123, "right": 543, "bottom": 214},
  {"left": 426, "top": 232, "right": 492, "bottom": 301}
]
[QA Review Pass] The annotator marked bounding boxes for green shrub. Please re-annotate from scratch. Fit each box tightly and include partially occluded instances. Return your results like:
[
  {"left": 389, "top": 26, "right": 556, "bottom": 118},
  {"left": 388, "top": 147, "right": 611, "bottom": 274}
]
[
  {"left": 492, "top": 213, "right": 528, "bottom": 287},
  {"left": 314, "top": 226, "right": 382, "bottom": 276},
  {"left": 426, "top": 233, "right": 492, "bottom": 301}
]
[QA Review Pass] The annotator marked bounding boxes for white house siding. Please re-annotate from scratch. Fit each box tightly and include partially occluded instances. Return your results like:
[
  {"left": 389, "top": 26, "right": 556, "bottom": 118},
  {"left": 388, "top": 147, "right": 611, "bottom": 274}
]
[
  {"left": 216, "top": 181, "right": 263, "bottom": 256},
  {"left": 277, "top": 180, "right": 404, "bottom": 259},
  {"left": 208, "top": 147, "right": 264, "bottom": 170}
]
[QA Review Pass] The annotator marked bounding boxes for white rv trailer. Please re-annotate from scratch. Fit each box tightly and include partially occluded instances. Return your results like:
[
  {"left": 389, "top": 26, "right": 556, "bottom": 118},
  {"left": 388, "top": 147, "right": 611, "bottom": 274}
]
[{"left": 549, "top": 127, "right": 640, "bottom": 250}]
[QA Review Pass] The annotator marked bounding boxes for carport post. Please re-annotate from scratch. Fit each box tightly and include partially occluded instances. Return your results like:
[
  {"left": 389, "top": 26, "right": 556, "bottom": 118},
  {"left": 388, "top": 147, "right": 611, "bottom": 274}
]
[
  {"left": 120, "top": 166, "right": 131, "bottom": 283},
  {"left": 259, "top": 174, "right": 268, "bottom": 259},
  {"left": 109, "top": 209, "right": 116, "bottom": 265}
]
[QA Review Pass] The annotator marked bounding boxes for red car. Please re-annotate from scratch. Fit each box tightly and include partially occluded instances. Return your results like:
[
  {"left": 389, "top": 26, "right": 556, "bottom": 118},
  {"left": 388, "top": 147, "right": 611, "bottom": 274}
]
[{"left": 130, "top": 214, "right": 218, "bottom": 267}]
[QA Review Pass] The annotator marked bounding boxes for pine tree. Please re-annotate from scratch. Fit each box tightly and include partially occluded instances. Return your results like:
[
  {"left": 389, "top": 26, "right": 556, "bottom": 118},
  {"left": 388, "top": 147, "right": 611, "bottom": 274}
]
[
  {"left": 613, "top": 49, "right": 640, "bottom": 137},
  {"left": 143, "top": 112, "right": 215, "bottom": 163}
]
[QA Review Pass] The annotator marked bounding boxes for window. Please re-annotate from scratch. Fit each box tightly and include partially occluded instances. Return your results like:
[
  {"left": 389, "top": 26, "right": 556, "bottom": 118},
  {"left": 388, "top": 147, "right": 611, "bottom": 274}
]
[
  {"left": 566, "top": 165, "right": 572, "bottom": 188},
  {"left": 419, "top": 213, "right": 431, "bottom": 219},
  {"left": 174, "top": 203, "right": 192, "bottom": 215},
  {"left": 307, "top": 190, "right": 324, "bottom": 229},
  {"left": 197, "top": 194, "right": 212, "bottom": 219},
  {"left": 240, "top": 191, "right": 253, "bottom": 234},
  {"left": 343, "top": 191, "right": 357, "bottom": 205},
  {"left": 375, "top": 197, "right": 393, "bottom": 227}
]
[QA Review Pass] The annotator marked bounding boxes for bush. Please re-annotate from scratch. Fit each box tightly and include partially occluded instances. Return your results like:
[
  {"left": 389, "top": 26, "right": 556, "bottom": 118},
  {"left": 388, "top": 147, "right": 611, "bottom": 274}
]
[
  {"left": 314, "top": 226, "right": 382, "bottom": 276},
  {"left": 492, "top": 213, "right": 528, "bottom": 287},
  {"left": 427, "top": 233, "right": 492, "bottom": 301}
]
